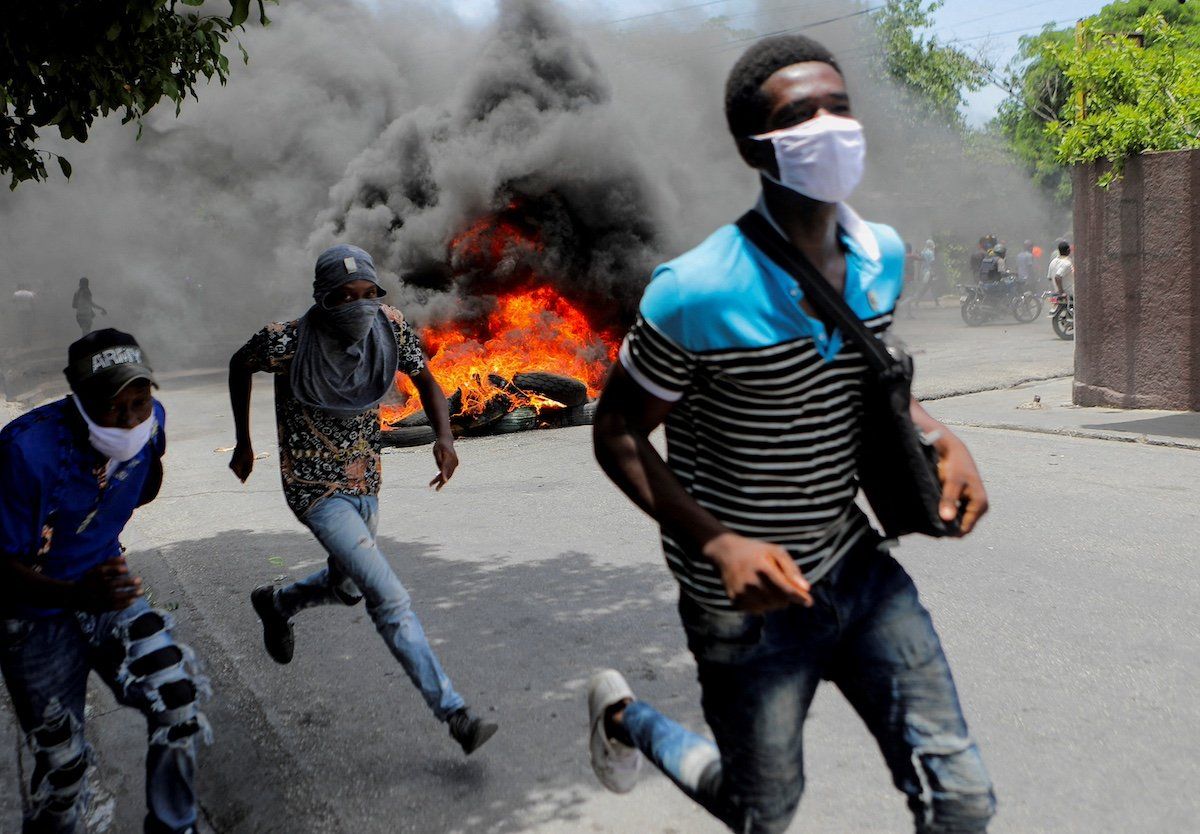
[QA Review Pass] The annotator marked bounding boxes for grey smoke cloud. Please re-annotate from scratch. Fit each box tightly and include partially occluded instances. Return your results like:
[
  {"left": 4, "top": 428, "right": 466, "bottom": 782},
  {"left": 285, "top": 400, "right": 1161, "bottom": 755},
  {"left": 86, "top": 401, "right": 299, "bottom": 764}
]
[
  {"left": 309, "top": 0, "right": 670, "bottom": 329},
  {"left": 0, "top": 0, "right": 1064, "bottom": 365},
  {"left": 0, "top": 0, "right": 472, "bottom": 362}
]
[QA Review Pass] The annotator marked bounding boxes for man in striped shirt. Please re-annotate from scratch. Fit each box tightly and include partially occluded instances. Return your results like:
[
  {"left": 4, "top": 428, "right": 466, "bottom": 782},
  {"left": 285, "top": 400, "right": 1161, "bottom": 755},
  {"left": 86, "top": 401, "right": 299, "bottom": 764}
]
[{"left": 588, "top": 35, "right": 996, "bottom": 834}]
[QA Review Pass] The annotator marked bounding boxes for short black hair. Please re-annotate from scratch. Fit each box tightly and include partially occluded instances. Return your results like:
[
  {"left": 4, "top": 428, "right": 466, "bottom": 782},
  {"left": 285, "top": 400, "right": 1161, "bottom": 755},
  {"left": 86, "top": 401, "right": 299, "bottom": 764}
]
[
  {"left": 725, "top": 34, "right": 841, "bottom": 137},
  {"left": 1058, "top": 241, "right": 1071, "bottom": 256}
]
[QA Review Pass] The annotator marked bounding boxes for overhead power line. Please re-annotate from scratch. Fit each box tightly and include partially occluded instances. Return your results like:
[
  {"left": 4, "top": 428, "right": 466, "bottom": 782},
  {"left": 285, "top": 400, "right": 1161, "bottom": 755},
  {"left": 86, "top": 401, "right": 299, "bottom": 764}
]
[
  {"left": 835, "top": 14, "right": 1077, "bottom": 61},
  {"left": 596, "top": 0, "right": 852, "bottom": 37},
  {"left": 603, "top": 0, "right": 739, "bottom": 25},
  {"left": 612, "top": 4, "right": 882, "bottom": 71},
  {"left": 936, "top": 0, "right": 1067, "bottom": 33},
  {"left": 726, "top": 5, "right": 881, "bottom": 46},
  {"left": 942, "top": 18, "right": 1080, "bottom": 45}
]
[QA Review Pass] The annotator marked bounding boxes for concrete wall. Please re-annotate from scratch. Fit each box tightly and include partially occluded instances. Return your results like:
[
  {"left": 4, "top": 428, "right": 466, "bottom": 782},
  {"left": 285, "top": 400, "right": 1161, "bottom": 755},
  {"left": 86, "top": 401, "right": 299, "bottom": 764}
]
[{"left": 1073, "top": 149, "right": 1200, "bottom": 411}]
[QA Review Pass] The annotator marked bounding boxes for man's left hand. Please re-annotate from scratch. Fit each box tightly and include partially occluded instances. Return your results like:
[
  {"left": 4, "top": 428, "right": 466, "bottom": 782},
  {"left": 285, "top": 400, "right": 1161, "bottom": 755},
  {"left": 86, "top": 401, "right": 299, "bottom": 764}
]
[
  {"left": 934, "top": 432, "right": 988, "bottom": 535},
  {"left": 430, "top": 437, "right": 459, "bottom": 490}
]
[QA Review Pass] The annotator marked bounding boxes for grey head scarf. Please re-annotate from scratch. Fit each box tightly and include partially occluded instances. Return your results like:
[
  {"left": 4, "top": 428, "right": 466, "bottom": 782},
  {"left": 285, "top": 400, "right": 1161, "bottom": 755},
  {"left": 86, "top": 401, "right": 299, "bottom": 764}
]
[{"left": 289, "top": 244, "right": 399, "bottom": 418}]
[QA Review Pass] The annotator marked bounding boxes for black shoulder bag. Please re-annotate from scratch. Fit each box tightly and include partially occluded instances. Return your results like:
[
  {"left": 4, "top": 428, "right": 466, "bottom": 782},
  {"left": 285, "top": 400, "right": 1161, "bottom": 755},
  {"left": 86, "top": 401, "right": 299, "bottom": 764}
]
[{"left": 736, "top": 211, "right": 957, "bottom": 539}]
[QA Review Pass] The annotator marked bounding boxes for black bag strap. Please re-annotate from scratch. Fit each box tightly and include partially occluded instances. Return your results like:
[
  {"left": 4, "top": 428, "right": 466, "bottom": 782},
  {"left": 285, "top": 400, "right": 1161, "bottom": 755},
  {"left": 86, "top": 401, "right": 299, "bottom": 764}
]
[{"left": 736, "top": 210, "right": 899, "bottom": 379}]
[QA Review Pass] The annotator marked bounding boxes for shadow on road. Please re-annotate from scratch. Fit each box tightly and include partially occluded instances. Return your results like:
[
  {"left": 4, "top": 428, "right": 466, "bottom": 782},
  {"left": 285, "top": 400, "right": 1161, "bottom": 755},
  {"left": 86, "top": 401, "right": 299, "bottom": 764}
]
[
  {"left": 145, "top": 529, "right": 697, "bottom": 834},
  {"left": 1082, "top": 412, "right": 1200, "bottom": 440}
]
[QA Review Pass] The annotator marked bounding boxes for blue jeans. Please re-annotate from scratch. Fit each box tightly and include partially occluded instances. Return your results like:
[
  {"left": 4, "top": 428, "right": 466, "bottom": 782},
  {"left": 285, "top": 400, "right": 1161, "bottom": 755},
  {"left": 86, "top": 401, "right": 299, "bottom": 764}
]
[
  {"left": 623, "top": 544, "right": 996, "bottom": 834},
  {"left": 0, "top": 599, "right": 209, "bottom": 834},
  {"left": 276, "top": 493, "right": 465, "bottom": 720}
]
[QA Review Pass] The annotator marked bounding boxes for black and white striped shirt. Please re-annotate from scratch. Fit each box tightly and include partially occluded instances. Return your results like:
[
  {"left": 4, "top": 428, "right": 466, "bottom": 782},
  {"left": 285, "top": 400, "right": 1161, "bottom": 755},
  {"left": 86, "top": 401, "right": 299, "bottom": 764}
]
[{"left": 620, "top": 203, "right": 906, "bottom": 609}]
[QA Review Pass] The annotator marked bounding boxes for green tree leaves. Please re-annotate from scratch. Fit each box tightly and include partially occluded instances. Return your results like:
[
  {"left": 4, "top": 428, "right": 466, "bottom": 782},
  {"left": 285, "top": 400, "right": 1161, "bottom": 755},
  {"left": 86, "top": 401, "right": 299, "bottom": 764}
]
[
  {"left": 996, "top": 1, "right": 1200, "bottom": 197},
  {"left": 871, "top": 0, "right": 987, "bottom": 130},
  {"left": 993, "top": 26, "right": 1076, "bottom": 204},
  {"left": 1050, "top": 12, "right": 1200, "bottom": 184},
  {"left": 0, "top": 1, "right": 274, "bottom": 189}
]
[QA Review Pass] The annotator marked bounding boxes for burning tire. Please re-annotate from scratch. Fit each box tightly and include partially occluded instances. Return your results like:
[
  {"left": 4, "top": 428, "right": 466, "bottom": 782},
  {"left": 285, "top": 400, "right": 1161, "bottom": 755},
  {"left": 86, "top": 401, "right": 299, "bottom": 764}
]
[
  {"left": 486, "top": 406, "right": 538, "bottom": 435},
  {"left": 393, "top": 410, "right": 430, "bottom": 428},
  {"left": 380, "top": 425, "right": 436, "bottom": 448},
  {"left": 451, "top": 392, "right": 512, "bottom": 434},
  {"left": 563, "top": 400, "right": 598, "bottom": 427},
  {"left": 513, "top": 372, "right": 588, "bottom": 408}
]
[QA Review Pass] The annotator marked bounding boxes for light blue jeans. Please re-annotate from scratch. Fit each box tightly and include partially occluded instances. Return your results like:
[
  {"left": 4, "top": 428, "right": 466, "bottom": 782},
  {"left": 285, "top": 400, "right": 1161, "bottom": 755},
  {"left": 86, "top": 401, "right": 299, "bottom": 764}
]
[{"left": 276, "top": 493, "right": 465, "bottom": 721}]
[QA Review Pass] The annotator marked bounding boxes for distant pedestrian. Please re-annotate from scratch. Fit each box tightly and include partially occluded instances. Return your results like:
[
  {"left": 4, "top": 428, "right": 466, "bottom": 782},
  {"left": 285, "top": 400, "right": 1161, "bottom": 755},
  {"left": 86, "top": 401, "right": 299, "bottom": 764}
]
[
  {"left": 1048, "top": 240, "right": 1074, "bottom": 294},
  {"left": 1016, "top": 240, "right": 1035, "bottom": 283},
  {"left": 0, "top": 329, "right": 209, "bottom": 833},
  {"left": 72, "top": 277, "right": 107, "bottom": 335},
  {"left": 917, "top": 238, "right": 939, "bottom": 306},
  {"left": 228, "top": 243, "right": 498, "bottom": 756}
]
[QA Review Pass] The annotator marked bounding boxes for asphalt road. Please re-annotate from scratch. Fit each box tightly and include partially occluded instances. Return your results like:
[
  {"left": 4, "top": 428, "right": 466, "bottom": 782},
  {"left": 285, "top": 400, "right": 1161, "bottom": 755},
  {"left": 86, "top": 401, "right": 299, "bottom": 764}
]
[
  {"left": 6, "top": 307, "right": 1197, "bottom": 833},
  {"left": 890, "top": 302, "right": 1075, "bottom": 399}
]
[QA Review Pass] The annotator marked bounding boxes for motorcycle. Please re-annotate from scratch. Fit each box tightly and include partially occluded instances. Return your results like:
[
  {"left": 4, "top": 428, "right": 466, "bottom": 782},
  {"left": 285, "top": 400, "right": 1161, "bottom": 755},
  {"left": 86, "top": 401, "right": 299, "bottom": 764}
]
[
  {"left": 1043, "top": 290, "right": 1074, "bottom": 341},
  {"left": 958, "top": 273, "right": 1043, "bottom": 326}
]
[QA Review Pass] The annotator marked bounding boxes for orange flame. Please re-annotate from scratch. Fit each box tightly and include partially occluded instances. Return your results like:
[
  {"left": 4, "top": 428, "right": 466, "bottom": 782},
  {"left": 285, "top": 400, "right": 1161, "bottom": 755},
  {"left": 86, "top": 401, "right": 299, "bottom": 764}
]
[{"left": 382, "top": 286, "right": 617, "bottom": 425}]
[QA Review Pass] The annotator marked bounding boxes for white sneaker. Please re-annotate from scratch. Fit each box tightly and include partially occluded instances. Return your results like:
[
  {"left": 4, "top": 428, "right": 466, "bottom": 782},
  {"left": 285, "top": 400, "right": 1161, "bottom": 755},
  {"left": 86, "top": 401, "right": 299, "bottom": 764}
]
[{"left": 587, "top": 669, "right": 643, "bottom": 793}]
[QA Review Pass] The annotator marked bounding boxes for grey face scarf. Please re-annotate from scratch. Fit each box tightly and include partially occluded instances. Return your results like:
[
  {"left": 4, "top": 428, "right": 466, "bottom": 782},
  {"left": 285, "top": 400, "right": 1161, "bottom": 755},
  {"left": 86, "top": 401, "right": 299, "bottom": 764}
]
[
  {"left": 289, "top": 244, "right": 400, "bottom": 418},
  {"left": 324, "top": 298, "right": 383, "bottom": 343}
]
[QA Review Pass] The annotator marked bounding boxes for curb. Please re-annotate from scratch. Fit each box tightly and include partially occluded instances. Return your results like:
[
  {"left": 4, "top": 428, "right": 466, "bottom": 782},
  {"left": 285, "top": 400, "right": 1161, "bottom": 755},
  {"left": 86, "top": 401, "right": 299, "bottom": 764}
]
[
  {"left": 917, "top": 372, "right": 1075, "bottom": 403},
  {"left": 941, "top": 419, "right": 1200, "bottom": 452}
]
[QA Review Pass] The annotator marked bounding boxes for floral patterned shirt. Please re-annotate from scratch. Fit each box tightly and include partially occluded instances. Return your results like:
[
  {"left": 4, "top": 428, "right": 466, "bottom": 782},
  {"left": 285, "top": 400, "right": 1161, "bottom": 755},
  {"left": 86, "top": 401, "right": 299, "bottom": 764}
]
[{"left": 233, "top": 305, "right": 425, "bottom": 518}]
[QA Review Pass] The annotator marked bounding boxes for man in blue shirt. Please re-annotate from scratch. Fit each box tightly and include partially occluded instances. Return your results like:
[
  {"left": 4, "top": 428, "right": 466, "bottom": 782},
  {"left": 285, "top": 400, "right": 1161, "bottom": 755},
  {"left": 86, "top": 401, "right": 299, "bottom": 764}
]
[
  {"left": 588, "top": 36, "right": 996, "bottom": 833},
  {"left": 0, "top": 330, "right": 208, "bottom": 834},
  {"left": 1016, "top": 240, "right": 1036, "bottom": 284}
]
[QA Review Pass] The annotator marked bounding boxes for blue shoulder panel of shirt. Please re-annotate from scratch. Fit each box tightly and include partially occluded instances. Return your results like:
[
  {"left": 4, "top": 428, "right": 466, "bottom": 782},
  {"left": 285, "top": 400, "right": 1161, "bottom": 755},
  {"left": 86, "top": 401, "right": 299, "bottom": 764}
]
[
  {"left": 0, "top": 397, "right": 166, "bottom": 569},
  {"left": 639, "top": 216, "right": 904, "bottom": 357}
]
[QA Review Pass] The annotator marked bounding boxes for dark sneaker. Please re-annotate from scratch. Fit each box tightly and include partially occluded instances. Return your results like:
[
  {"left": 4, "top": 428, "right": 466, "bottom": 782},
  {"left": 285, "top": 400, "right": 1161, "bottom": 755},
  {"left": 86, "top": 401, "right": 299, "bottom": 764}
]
[
  {"left": 447, "top": 709, "right": 498, "bottom": 755},
  {"left": 251, "top": 586, "right": 294, "bottom": 665}
]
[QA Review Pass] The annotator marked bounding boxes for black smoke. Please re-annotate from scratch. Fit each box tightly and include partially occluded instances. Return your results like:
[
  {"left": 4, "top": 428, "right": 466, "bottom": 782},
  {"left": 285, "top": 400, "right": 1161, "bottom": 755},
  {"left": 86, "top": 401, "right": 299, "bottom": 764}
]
[
  {"left": 0, "top": 0, "right": 1066, "bottom": 365},
  {"left": 309, "top": 0, "right": 666, "bottom": 330}
]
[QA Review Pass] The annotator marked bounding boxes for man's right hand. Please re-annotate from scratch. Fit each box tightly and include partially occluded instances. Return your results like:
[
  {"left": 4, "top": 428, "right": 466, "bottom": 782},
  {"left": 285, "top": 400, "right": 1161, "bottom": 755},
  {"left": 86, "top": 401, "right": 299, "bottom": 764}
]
[
  {"left": 229, "top": 443, "right": 255, "bottom": 482},
  {"left": 703, "top": 532, "right": 813, "bottom": 613},
  {"left": 73, "top": 557, "right": 142, "bottom": 612}
]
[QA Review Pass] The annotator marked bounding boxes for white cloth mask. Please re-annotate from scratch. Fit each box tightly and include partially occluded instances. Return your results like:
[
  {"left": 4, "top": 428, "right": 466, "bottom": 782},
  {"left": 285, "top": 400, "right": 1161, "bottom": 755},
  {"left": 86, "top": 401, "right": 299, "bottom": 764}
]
[
  {"left": 754, "top": 113, "right": 866, "bottom": 204},
  {"left": 72, "top": 395, "right": 156, "bottom": 468}
]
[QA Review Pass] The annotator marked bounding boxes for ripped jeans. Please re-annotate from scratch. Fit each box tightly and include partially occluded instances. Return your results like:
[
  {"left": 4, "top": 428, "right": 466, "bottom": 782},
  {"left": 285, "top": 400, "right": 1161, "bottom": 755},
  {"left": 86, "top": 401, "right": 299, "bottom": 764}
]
[
  {"left": 275, "top": 493, "right": 465, "bottom": 720},
  {"left": 1, "top": 599, "right": 210, "bottom": 834},
  {"left": 624, "top": 543, "right": 996, "bottom": 834}
]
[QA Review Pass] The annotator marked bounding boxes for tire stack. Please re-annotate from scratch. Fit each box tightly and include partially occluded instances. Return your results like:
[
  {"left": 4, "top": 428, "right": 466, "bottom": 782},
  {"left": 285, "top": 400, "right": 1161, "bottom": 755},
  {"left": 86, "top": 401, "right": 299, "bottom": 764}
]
[{"left": 381, "top": 371, "right": 597, "bottom": 447}]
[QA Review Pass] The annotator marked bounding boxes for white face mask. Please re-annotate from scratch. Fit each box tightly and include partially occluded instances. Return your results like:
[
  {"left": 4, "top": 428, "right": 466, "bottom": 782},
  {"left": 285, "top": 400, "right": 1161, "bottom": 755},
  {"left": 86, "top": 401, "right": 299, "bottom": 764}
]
[
  {"left": 753, "top": 113, "right": 866, "bottom": 204},
  {"left": 72, "top": 395, "right": 156, "bottom": 464}
]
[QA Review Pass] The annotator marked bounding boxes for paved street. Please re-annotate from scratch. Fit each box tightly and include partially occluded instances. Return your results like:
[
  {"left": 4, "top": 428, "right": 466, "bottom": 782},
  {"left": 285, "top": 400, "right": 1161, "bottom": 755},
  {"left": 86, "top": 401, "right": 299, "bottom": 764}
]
[
  {"left": 4, "top": 307, "right": 1197, "bottom": 833},
  {"left": 890, "top": 302, "right": 1075, "bottom": 399}
]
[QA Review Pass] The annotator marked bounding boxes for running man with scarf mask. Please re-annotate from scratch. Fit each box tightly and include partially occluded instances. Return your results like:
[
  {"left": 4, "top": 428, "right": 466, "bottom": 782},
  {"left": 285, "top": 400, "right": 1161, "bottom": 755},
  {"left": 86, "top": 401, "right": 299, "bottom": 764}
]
[
  {"left": 1, "top": 329, "right": 210, "bottom": 834},
  {"left": 228, "top": 244, "right": 498, "bottom": 755},
  {"left": 588, "top": 35, "right": 995, "bottom": 833}
]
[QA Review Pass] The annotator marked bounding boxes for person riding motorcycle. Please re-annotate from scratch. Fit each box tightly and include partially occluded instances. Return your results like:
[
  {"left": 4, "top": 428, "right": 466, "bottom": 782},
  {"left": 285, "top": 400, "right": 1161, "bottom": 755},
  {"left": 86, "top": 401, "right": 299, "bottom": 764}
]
[
  {"left": 978, "top": 243, "right": 1007, "bottom": 295},
  {"left": 969, "top": 234, "right": 996, "bottom": 281}
]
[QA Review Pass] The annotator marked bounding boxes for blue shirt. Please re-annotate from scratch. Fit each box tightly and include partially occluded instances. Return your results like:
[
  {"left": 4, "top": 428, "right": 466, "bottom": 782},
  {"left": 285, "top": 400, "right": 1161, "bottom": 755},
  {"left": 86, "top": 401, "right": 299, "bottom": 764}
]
[
  {"left": 0, "top": 397, "right": 166, "bottom": 617},
  {"left": 622, "top": 201, "right": 905, "bottom": 393},
  {"left": 618, "top": 201, "right": 904, "bottom": 608}
]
